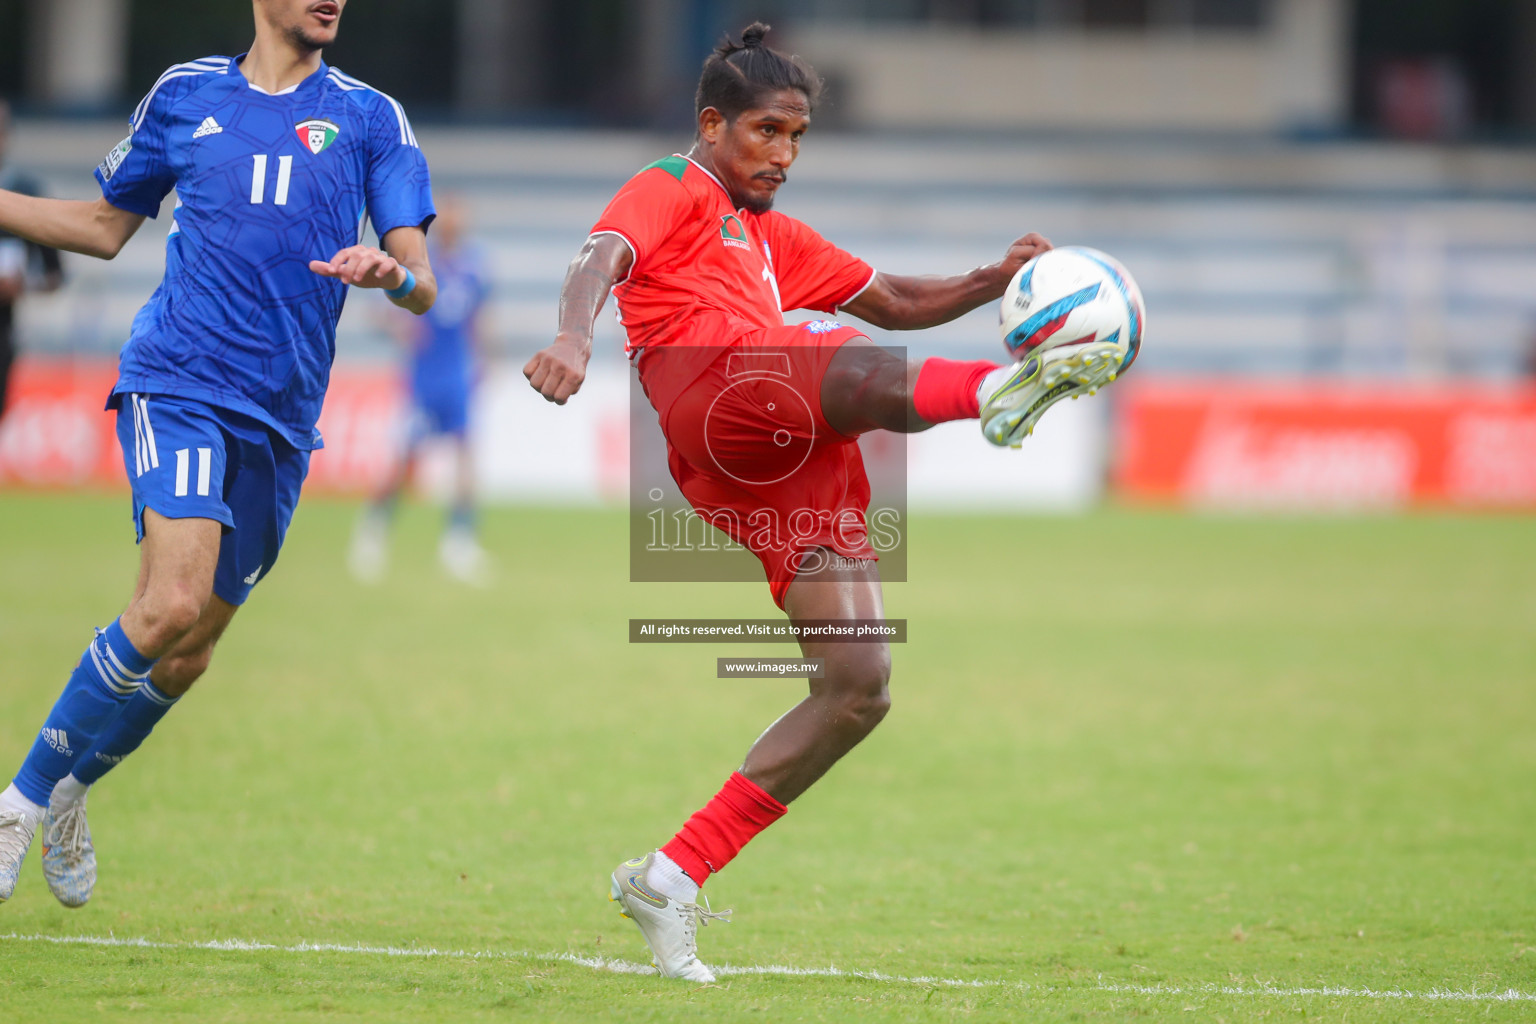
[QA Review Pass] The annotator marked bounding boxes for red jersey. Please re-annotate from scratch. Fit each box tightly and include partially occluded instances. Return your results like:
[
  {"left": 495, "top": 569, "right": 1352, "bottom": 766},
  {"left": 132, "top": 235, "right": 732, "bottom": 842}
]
[{"left": 590, "top": 155, "right": 876, "bottom": 355}]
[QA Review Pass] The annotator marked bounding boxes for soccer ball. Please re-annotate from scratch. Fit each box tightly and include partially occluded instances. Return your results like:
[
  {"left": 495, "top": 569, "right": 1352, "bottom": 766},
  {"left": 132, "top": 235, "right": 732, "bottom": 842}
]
[{"left": 999, "top": 246, "right": 1144, "bottom": 373}]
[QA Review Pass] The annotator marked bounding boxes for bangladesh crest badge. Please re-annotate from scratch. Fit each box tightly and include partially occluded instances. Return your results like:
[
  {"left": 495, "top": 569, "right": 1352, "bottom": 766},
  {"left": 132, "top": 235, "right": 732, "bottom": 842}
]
[
  {"left": 295, "top": 118, "right": 340, "bottom": 155},
  {"left": 719, "top": 213, "right": 750, "bottom": 251}
]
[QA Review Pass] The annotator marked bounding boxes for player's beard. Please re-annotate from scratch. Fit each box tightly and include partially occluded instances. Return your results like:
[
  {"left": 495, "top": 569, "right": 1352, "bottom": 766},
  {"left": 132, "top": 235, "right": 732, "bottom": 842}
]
[
  {"left": 283, "top": 22, "right": 333, "bottom": 53},
  {"left": 743, "top": 176, "right": 784, "bottom": 214}
]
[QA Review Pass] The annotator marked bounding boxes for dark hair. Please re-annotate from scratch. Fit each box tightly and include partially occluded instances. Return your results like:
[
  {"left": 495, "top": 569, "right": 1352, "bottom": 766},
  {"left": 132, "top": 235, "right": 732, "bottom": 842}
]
[{"left": 695, "top": 22, "right": 822, "bottom": 123}]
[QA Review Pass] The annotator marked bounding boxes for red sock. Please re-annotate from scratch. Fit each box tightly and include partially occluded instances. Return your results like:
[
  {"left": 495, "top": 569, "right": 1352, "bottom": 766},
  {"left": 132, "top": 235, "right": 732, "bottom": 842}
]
[
  {"left": 660, "top": 772, "right": 788, "bottom": 885},
  {"left": 912, "top": 358, "right": 999, "bottom": 424}
]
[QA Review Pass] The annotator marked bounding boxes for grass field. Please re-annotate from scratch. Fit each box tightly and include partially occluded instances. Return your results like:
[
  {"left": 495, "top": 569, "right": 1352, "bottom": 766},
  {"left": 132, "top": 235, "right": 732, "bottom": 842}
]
[{"left": 1, "top": 491, "right": 1533, "bottom": 1022}]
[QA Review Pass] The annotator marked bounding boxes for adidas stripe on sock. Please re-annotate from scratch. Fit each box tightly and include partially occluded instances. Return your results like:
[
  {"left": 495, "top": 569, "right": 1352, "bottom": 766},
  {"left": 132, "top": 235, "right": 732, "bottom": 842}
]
[{"left": 11, "top": 619, "right": 157, "bottom": 806}]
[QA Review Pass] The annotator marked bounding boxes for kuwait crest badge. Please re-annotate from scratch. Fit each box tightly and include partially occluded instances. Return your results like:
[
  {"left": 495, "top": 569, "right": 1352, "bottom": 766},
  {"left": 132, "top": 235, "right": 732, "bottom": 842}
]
[{"left": 296, "top": 118, "right": 340, "bottom": 155}]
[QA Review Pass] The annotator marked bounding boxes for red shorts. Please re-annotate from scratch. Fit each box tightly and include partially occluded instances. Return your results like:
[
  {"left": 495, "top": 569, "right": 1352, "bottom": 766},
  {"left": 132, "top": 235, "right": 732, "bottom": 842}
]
[{"left": 638, "top": 321, "right": 876, "bottom": 608}]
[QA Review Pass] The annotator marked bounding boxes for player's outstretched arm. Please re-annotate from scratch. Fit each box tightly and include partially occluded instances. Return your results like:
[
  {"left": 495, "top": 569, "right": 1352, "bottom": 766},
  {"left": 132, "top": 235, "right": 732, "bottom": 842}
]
[
  {"left": 0, "top": 192, "right": 144, "bottom": 261},
  {"left": 842, "top": 232, "right": 1053, "bottom": 331},
  {"left": 308, "top": 225, "right": 437, "bottom": 316},
  {"left": 524, "top": 233, "right": 633, "bottom": 405}
]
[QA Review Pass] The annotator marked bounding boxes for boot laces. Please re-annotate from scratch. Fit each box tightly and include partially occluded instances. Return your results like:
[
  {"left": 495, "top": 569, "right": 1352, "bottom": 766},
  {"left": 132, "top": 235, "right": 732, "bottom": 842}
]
[
  {"left": 677, "top": 895, "right": 731, "bottom": 950},
  {"left": 44, "top": 803, "right": 89, "bottom": 864}
]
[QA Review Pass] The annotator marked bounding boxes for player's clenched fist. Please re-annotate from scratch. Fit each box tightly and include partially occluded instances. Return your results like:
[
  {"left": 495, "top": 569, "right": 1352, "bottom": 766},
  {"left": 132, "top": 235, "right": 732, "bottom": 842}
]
[
  {"left": 309, "top": 245, "right": 406, "bottom": 289},
  {"left": 524, "top": 336, "right": 589, "bottom": 405},
  {"left": 1000, "top": 233, "right": 1053, "bottom": 275}
]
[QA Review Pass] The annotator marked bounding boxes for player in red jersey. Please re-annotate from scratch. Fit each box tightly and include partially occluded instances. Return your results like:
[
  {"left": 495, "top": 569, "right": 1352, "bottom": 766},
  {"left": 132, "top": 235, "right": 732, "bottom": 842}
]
[{"left": 525, "top": 23, "right": 1129, "bottom": 981}]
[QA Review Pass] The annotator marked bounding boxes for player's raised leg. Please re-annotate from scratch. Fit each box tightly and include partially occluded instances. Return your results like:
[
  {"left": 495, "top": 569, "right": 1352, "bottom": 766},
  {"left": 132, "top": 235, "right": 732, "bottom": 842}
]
[
  {"left": 818, "top": 337, "right": 1008, "bottom": 436},
  {"left": 611, "top": 554, "right": 890, "bottom": 980},
  {"left": 0, "top": 510, "right": 219, "bottom": 904},
  {"left": 817, "top": 318, "right": 1131, "bottom": 450}
]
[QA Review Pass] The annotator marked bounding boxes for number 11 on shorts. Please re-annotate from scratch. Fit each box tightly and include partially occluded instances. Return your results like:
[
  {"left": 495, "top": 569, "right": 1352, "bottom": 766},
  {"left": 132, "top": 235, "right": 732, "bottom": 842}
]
[{"left": 175, "top": 447, "right": 212, "bottom": 497}]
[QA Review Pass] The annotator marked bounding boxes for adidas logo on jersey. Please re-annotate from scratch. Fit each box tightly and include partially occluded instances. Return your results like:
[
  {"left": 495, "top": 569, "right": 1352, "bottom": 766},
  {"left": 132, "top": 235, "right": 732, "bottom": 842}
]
[
  {"left": 244, "top": 565, "right": 262, "bottom": 585},
  {"left": 193, "top": 116, "right": 223, "bottom": 139},
  {"left": 41, "top": 728, "right": 72, "bottom": 757}
]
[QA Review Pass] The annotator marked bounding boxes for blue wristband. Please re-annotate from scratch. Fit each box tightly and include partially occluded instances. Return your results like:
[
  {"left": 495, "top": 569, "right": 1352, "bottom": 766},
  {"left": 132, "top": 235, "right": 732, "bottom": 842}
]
[{"left": 385, "top": 266, "right": 416, "bottom": 299}]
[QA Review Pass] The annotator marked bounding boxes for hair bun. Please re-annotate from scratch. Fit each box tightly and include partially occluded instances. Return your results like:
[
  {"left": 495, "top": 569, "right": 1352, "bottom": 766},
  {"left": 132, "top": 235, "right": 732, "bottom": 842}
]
[{"left": 740, "top": 22, "right": 770, "bottom": 49}]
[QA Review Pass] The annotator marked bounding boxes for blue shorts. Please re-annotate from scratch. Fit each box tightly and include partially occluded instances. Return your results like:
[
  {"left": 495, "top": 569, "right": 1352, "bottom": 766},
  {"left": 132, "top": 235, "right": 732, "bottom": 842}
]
[
  {"left": 114, "top": 393, "right": 310, "bottom": 606},
  {"left": 408, "top": 385, "right": 469, "bottom": 440}
]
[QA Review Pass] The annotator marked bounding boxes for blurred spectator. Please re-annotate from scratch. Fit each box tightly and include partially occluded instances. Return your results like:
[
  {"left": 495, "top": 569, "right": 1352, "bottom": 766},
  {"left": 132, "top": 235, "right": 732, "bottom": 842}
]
[
  {"left": 350, "top": 196, "right": 492, "bottom": 585},
  {"left": 0, "top": 100, "right": 65, "bottom": 424}
]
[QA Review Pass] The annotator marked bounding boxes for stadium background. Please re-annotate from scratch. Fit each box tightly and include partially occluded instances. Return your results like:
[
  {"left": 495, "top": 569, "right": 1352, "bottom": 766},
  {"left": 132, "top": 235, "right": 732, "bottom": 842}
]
[
  {"left": 2, "top": 0, "right": 1534, "bottom": 508},
  {"left": 1, "top": 5, "right": 1534, "bottom": 1021}
]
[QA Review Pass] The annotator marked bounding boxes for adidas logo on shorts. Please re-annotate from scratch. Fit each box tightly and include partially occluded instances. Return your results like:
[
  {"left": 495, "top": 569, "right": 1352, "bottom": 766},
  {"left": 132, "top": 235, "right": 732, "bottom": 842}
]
[
  {"left": 193, "top": 116, "right": 223, "bottom": 139},
  {"left": 41, "top": 728, "right": 72, "bottom": 757}
]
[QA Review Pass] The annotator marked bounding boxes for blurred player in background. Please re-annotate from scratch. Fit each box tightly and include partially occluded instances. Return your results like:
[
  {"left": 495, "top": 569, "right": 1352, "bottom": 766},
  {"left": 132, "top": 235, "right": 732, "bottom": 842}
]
[
  {"left": 350, "top": 195, "right": 492, "bottom": 585},
  {"left": 0, "top": 100, "right": 66, "bottom": 423},
  {"left": 0, "top": 0, "right": 436, "bottom": 909},
  {"left": 526, "top": 23, "right": 1131, "bottom": 981}
]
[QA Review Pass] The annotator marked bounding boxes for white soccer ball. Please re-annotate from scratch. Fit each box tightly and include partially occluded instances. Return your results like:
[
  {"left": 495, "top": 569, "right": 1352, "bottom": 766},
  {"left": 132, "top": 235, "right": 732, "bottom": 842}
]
[{"left": 998, "top": 246, "right": 1145, "bottom": 373}]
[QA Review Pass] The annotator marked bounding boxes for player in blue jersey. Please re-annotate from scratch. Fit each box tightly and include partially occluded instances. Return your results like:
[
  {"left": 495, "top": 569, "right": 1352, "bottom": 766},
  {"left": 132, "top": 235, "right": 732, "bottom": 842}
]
[
  {"left": 0, "top": 0, "right": 436, "bottom": 908},
  {"left": 350, "top": 195, "right": 493, "bottom": 585}
]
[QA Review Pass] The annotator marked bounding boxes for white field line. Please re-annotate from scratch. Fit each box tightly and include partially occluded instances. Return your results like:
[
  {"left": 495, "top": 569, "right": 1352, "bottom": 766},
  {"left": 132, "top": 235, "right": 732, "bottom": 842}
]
[{"left": 3, "top": 932, "right": 1533, "bottom": 1003}]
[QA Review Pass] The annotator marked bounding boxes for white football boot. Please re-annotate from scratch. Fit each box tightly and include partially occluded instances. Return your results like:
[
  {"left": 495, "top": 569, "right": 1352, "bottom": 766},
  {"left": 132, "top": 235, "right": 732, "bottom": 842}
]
[
  {"left": 980, "top": 339, "right": 1127, "bottom": 447},
  {"left": 0, "top": 804, "right": 41, "bottom": 903},
  {"left": 609, "top": 852, "right": 730, "bottom": 982},
  {"left": 348, "top": 511, "right": 388, "bottom": 583},
  {"left": 439, "top": 527, "right": 493, "bottom": 587},
  {"left": 41, "top": 795, "right": 96, "bottom": 908}
]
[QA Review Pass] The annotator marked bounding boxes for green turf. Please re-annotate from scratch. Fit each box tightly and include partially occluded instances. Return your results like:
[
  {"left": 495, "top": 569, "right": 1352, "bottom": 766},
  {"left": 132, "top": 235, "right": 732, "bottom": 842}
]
[{"left": 1, "top": 492, "right": 1532, "bottom": 1022}]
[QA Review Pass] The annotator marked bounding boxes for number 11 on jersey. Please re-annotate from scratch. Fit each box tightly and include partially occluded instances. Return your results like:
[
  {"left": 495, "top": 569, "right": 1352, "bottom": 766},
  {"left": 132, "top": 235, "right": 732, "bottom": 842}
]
[{"left": 250, "top": 154, "right": 293, "bottom": 206}]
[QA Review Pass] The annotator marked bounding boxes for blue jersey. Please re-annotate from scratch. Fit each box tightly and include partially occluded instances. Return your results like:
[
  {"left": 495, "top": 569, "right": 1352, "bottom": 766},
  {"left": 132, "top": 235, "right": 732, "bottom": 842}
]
[
  {"left": 97, "top": 55, "right": 435, "bottom": 449},
  {"left": 410, "top": 242, "right": 487, "bottom": 404}
]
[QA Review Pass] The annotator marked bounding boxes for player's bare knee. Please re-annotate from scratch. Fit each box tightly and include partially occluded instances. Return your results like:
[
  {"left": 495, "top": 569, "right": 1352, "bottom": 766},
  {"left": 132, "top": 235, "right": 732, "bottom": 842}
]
[
  {"left": 156, "top": 592, "right": 204, "bottom": 637},
  {"left": 834, "top": 682, "right": 891, "bottom": 737},
  {"left": 822, "top": 342, "right": 905, "bottom": 434},
  {"left": 820, "top": 355, "right": 868, "bottom": 402},
  {"left": 826, "top": 651, "right": 892, "bottom": 736},
  {"left": 132, "top": 587, "right": 207, "bottom": 649}
]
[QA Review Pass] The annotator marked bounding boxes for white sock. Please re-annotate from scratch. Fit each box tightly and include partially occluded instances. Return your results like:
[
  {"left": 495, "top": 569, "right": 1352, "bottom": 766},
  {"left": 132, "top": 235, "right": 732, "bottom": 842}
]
[
  {"left": 647, "top": 850, "right": 701, "bottom": 903},
  {"left": 976, "top": 364, "right": 1014, "bottom": 408},
  {"left": 49, "top": 775, "right": 89, "bottom": 808},
  {"left": 0, "top": 783, "right": 45, "bottom": 824}
]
